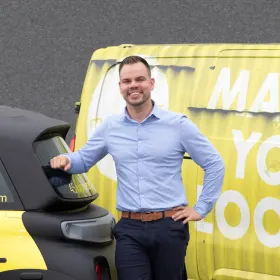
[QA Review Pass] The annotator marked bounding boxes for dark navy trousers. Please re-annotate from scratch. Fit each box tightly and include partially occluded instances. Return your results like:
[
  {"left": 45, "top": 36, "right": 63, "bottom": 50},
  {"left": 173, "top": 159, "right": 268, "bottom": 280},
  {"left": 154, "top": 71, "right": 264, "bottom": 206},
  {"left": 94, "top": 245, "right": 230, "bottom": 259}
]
[{"left": 113, "top": 217, "right": 189, "bottom": 280}]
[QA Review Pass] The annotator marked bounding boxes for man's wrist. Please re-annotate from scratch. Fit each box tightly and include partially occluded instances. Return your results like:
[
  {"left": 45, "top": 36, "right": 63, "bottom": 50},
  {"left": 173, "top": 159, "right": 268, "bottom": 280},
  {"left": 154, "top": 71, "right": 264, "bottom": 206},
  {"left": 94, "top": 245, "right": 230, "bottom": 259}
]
[{"left": 193, "top": 205, "right": 206, "bottom": 219}]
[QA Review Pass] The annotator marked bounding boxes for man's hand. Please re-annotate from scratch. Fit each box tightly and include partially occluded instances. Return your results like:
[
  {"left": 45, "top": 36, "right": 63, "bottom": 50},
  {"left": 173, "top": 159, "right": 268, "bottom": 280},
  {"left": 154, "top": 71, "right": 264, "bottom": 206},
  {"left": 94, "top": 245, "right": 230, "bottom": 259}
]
[
  {"left": 172, "top": 206, "right": 203, "bottom": 224},
  {"left": 50, "top": 155, "right": 71, "bottom": 171}
]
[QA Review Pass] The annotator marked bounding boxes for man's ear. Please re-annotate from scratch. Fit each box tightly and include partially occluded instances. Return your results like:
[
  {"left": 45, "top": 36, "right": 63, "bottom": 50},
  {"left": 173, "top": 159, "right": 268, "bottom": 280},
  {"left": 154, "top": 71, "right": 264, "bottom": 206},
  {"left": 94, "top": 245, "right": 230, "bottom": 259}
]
[
  {"left": 151, "top": 78, "right": 155, "bottom": 90},
  {"left": 119, "top": 81, "right": 123, "bottom": 95}
]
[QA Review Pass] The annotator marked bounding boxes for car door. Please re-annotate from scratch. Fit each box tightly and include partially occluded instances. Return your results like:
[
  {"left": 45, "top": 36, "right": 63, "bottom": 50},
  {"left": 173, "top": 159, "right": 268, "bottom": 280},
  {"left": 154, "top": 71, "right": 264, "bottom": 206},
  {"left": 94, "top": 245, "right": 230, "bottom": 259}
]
[
  {"left": 0, "top": 158, "right": 23, "bottom": 273},
  {"left": 0, "top": 158, "right": 47, "bottom": 275}
]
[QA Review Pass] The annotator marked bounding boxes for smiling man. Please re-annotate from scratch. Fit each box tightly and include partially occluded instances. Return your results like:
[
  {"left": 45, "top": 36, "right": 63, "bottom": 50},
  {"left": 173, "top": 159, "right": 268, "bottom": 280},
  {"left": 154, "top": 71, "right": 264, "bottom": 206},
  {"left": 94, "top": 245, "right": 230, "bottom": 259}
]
[{"left": 50, "top": 56, "right": 225, "bottom": 280}]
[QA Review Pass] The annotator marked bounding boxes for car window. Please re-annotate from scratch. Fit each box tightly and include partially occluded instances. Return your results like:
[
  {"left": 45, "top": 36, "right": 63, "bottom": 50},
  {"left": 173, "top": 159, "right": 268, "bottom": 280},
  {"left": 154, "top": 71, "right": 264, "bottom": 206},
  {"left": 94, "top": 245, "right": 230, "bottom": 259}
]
[
  {"left": 33, "top": 136, "right": 97, "bottom": 200},
  {"left": 0, "top": 159, "right": 22, "bottom": 210}
]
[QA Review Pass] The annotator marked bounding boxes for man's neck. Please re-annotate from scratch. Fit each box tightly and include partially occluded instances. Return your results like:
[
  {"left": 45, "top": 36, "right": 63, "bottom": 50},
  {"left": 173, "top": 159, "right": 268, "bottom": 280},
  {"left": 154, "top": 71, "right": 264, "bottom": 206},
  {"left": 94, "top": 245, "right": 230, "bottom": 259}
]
[{"left": 126, "top": 100, "right": 153, "bottom": 123}]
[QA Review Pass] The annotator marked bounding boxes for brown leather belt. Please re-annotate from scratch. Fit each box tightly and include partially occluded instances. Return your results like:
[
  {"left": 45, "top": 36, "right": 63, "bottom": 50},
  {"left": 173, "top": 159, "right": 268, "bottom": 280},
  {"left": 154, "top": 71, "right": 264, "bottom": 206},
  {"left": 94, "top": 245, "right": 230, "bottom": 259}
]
[{"left": 121, "top": 209, "right": 179, "bottom": 222}]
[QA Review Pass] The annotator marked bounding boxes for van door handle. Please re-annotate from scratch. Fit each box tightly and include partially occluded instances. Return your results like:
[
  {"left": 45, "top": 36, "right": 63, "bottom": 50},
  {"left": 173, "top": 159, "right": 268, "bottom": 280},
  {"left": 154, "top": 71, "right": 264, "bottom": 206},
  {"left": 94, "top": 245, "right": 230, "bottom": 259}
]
[{"left": 0, "top": 258, "right": 7, "bottom": 263}]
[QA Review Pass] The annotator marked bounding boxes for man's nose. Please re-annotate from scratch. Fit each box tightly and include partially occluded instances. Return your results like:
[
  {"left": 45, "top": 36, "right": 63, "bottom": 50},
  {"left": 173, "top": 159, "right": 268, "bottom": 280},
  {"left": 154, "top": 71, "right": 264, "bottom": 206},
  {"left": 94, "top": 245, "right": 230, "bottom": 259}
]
[{"left": 130, "top": 80, "right": 139, "bottom": 88}]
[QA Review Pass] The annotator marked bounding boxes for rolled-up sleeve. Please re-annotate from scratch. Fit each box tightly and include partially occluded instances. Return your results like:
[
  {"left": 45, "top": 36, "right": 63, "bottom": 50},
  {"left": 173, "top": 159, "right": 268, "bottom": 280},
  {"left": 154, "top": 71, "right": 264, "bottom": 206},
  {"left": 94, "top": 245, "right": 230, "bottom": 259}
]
[
  {"left": 65, "top": 118, "right": 109, "bottom": 174},
  {"left": 180, "top": 115, "right": 225, "bottom": 218}
]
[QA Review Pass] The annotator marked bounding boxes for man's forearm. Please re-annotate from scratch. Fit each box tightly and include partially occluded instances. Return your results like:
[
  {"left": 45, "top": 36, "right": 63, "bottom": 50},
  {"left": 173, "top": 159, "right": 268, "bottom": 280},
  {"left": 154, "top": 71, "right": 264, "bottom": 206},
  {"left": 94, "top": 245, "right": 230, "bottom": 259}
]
[{"left": 194, "top": 156, "right": 225, "bottom": 218}]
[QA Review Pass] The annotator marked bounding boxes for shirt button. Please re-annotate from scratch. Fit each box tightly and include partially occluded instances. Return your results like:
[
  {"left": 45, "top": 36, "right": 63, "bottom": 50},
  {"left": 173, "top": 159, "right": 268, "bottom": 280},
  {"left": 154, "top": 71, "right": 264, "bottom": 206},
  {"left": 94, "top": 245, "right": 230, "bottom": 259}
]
[
  {"left": 140, "top": 177, "right": 143, "bottom": 180},
  {"left": 139, "top": 140, "right": 142, "bottom": 143}
]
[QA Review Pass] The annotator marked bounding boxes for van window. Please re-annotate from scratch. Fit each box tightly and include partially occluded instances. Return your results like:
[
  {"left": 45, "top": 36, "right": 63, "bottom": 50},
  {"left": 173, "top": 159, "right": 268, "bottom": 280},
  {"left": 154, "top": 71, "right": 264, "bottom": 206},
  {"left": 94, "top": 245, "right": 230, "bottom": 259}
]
[
  {"left": 0, "top": 159, "right": 23, "bottom": 210},
  {"left": 33, "top": 136, "right": 97, "bottom": 200}
]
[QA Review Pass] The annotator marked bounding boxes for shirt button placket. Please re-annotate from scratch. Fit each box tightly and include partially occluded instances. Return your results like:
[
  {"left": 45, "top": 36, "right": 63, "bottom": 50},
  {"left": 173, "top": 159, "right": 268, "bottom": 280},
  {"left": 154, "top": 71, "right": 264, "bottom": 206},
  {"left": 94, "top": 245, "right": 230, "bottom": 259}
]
[
  {"left": 138, "top": 124, "right": 147, "bottom": 209},
  {"left": 137, "top": 124, "right": 142, "bottom": 206}
]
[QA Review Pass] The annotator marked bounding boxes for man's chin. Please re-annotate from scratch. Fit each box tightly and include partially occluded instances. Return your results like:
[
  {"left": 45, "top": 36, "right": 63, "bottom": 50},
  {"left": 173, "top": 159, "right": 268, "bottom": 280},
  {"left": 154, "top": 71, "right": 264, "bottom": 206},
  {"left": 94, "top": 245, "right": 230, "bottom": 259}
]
[{"left": 128, "top": 98, "right": 145, "bottom": 107}]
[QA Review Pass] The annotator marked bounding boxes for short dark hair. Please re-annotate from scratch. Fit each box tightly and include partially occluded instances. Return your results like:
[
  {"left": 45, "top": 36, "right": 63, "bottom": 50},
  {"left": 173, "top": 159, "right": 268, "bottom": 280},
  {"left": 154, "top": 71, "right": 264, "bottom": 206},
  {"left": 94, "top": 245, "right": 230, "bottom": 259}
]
[{"left": 119, "top": 55, "right": 151, "bottom": 77}]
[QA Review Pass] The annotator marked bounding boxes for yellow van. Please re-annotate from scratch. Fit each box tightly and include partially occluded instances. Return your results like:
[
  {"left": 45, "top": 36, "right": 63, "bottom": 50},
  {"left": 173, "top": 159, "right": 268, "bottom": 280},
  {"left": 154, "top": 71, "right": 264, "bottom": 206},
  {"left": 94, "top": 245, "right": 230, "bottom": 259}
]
[{"left": 71, "top": 44, "right": 280, "bottom": 280}]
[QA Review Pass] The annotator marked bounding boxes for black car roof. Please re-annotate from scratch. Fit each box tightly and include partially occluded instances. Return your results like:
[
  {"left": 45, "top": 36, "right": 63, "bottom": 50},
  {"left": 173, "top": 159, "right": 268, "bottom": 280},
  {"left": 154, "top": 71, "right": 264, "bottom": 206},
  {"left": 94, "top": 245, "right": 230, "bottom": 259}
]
[
  {"left": 0, "top": 106, "right": 93, "bottom": 211},
  {"left": 0, "top": 105, "right": 69, "bottom": 144}
]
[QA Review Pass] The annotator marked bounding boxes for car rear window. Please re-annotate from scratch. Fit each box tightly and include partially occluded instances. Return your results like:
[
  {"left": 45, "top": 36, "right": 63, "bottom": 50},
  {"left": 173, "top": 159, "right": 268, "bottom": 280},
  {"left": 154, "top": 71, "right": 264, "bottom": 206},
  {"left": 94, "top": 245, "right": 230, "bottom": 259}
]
[{"left": 33, "top": 136, "right": 97, "bottom": 199}]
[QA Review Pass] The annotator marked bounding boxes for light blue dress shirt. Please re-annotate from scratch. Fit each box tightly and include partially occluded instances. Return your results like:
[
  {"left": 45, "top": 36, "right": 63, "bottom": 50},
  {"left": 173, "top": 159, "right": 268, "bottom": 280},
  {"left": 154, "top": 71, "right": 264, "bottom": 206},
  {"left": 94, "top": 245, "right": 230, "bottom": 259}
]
[{"left": 66, "top": 103, "right": 225, "bottom": 218}]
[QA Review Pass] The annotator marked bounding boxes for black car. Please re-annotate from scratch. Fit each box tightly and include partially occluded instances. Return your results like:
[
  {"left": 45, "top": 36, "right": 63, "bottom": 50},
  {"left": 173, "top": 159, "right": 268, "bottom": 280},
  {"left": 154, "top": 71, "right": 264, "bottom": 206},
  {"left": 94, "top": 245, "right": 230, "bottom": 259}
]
[{"left": 0, "top": 106, "right": 117, "bottom": 280}]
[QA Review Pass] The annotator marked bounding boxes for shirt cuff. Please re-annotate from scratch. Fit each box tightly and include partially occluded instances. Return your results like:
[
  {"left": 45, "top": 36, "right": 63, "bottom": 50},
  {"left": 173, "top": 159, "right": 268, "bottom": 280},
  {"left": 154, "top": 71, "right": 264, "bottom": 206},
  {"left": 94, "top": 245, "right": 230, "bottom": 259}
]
[{"left": 193, "top": 201, "right": 212, "bottom": 218}]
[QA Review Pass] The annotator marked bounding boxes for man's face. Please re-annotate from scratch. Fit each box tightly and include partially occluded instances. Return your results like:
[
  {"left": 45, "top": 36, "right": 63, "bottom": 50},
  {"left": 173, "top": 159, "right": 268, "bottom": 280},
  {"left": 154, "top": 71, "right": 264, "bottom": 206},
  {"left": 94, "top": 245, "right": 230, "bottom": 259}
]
[{"left": 119, "top": 62, "right": 155, "bottom": 107}]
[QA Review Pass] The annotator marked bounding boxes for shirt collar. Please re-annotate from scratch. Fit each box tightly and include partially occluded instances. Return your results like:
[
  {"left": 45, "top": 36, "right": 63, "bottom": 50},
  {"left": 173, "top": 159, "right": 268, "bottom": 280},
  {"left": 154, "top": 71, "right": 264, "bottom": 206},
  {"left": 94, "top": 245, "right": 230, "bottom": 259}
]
[{"left": 122, "top": 100, "right": 162, "bottom": 122}]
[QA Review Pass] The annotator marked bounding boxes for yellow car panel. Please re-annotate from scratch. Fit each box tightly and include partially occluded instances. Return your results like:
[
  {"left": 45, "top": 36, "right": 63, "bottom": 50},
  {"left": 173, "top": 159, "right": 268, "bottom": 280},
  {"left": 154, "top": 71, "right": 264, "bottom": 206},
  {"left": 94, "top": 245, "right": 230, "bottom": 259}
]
[{"left": 0, "top": 211, "right": 47, "bottom": 272}]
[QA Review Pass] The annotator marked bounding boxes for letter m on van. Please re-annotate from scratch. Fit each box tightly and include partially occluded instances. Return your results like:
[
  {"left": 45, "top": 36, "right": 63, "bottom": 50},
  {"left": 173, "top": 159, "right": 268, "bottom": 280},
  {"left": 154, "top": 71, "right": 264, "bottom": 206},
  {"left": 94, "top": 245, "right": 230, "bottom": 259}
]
[{"left": 207, "top": 68, "right": 249, "bottom": 112}]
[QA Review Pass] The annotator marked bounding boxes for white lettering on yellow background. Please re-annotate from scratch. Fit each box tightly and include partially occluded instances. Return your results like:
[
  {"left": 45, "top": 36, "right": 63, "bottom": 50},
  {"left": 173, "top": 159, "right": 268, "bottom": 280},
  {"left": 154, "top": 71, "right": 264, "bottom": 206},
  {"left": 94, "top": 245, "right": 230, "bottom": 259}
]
[
  {"left": 197, "top": 129, "right": 280, "bottom": 248},
  {"left": 232, "top": 130, "right": 262, "bottom": 179},
  {"left": 207, "top": 68, "right": 249, "bottom": 111},
  {"left": 207, "top": 68, "right": 279, "bottom": 113},
  {"left": 197, "top": 68, "right": 280, "bottom": 248}
]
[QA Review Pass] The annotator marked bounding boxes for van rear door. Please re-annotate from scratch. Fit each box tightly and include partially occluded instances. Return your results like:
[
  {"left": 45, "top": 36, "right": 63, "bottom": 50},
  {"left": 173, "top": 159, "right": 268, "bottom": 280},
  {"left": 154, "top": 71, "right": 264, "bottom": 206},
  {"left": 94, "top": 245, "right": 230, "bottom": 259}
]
[{"left": 191, "top": 49, "right": 280, "bottom": 280}]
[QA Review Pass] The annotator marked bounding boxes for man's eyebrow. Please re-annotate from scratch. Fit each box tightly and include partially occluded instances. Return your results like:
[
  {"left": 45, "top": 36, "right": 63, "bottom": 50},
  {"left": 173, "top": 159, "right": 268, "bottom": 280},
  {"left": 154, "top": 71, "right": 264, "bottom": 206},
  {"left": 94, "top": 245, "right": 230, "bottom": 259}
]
[{"left": 121, "top": 76, "right": 146, "bottom": 81}]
